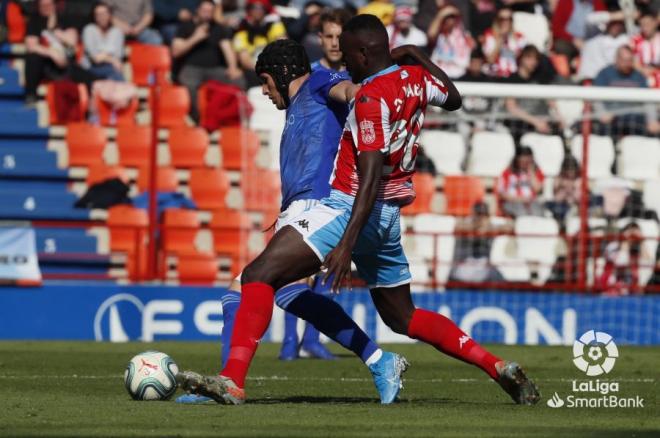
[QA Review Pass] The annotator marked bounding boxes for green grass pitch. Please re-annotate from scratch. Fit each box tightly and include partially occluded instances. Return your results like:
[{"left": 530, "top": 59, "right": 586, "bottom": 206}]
[{"left": 0, "top": 341, "right": 657, "bottom": 437}]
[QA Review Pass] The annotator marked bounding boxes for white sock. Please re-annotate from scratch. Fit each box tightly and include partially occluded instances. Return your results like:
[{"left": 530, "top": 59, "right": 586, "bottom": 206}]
[{"left": 364, "top": 349, "right": 383, "bottom": 366}]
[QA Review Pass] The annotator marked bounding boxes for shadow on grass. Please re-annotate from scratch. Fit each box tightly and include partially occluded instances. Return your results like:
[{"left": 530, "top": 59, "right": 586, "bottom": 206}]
[{"left": 247, "top": 396, "right": 464, "bottom": 405}]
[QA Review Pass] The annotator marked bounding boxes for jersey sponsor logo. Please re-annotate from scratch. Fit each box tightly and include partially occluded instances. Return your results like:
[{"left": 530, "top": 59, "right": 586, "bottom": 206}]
[{"left": 359, "top": 119, "right": 376, "bottom": 144}]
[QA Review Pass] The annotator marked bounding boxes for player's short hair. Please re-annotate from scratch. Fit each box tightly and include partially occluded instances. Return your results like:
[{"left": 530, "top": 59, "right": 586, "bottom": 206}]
[
  {"left": 256, "top": 39, "right": 311, "bottom": 106},
  {"left": 320, "top": 8, "right": 353, "bottom": 29},
  {"left": 343, "top": 14, "right": 388, "bottom": 40}
]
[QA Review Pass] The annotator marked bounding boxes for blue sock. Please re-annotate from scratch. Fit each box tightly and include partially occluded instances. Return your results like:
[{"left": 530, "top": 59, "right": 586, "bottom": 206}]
[
  {"left": 283, "top": 311, "right": 299, "bottom": 343},
  {"left": 220, "top": 291, "right": 240, "bottom": 369},
  {"left": 301, "top": 274, "right": 334, "bottom": 345},
  {"left": 277, "top": 284, "right": 306, "bottom": 345},
  {"left": 275, "top": 283, "right": 379, "bottom": 363}
]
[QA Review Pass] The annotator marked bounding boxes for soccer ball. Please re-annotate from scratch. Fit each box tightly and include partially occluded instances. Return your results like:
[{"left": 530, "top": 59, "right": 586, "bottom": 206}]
[{"left": 124, "top": 351, "right": 179, "bottom": 401}]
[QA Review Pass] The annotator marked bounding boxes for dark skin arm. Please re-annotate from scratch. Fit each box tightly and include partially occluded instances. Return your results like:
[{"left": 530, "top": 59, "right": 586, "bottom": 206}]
[
  {"left": 391, "top": 44, "right": 462, "bottom": 111},
  {"left": 323, "top": 151, "right": 384, "bottom": 292}
]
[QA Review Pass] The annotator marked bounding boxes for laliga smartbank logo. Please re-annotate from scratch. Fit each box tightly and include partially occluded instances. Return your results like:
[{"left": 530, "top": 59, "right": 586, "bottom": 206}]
[
  {"left": 546, "top": 330, "right": 644, "bottom": 409},
  {"left": 572, "top": 330, "right": 618, "bottom": 376}
]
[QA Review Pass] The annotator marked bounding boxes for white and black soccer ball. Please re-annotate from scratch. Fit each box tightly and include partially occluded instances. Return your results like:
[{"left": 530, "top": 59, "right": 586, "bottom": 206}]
[{"left": 124, "top": 351, "right": 179, "bottom": 401}]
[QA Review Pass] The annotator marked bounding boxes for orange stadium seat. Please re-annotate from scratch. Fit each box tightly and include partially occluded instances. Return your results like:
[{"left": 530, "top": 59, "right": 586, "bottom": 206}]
[
  {"left": 137, "top": 166, "right": 178, "bottom": 192},
  {"left": 402, "top": 173, "right": 435, "bottom": 215},
  {"left": 444, "top": 175, "right": 485, "bottom": 216},
  {"left": 7, "top": 2, "right": 26, "bottom": 43},
  {"left": 151, "top": 86, "right": 190, "bottom": 128},
  {"left": 219, "top": 126, "right": 259, "bottom": 169},
  {"left": 46, "top": 83, "right": 89, "bottom": 125},
  {"left": 129, "top": 44, "right": 171, "bottom": 86},
  {"left": 117, "top": 125, "right": 152, "bottom": 167},
  {"left": 107, "top": 205, "right": 148, "bottom": 253},
  {"left": 177, "top": 253, "right": 218, "bottom": 285},
  {"left": 126, "top": 251, "right": 149, "bottom": 281},
  {"left": 211, "top": 208, "right": 251, "bottom": 261},
  {"left": 65, "top": 122, "right": 107, "bottom": 166},
  {"left": 169, "top": 126, "right": 209, "bottom": 167},
  {"left": 95, "top": 93, "right": 138, "bottom": 126},
  {"left": 162, "top": 208, "right": 200, "bottom": 255},
  {"left": 242, "top": 168, "right": 280, "bottom": 211},
  {"left": 86, "top": 164, "right": 128, "bottom": 186},
  {"left": 189, "top": 168, "right": 230, "bottom": 210}
]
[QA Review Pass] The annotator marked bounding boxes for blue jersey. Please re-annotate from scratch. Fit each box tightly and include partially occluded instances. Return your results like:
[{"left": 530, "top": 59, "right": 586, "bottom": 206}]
[{"left": 279, "top": 66, "right": 349, "bottom": 211}]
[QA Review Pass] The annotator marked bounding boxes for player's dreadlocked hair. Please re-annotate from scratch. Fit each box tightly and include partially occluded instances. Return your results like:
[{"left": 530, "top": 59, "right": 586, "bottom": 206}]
[{"left": 256, "top": 39, "right": 311, "bottom": 107}]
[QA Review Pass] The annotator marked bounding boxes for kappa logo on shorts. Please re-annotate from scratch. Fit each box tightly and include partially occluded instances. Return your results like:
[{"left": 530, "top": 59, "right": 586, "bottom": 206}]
[
  {"left": 359, "top": 120, "right": 376, "bottom": 144},
  {"left": 297, "top": 219, "right": 310, "bottom": 231}
]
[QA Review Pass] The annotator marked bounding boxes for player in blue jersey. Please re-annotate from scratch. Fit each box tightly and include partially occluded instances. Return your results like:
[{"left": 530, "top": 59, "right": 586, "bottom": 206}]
[
  {"left": 274, "top": 9, "right": 354, "bottom": 361},
  {"left": 176, "top": 36, "right": 409, "bottom": 405}
]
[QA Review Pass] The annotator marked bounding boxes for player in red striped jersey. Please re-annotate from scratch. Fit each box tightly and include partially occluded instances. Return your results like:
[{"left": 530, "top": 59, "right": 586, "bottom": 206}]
[{"left": 178, "top": 14, "right": 540, "bottom": 406}]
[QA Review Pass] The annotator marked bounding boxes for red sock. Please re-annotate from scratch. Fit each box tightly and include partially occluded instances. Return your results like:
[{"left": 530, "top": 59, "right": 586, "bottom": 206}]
[
  {"left": 407, "top": 309, "right": 501, "bottom": 380},
  {"left": 221, "top": 282, "right": 275, "bottom": 388}
]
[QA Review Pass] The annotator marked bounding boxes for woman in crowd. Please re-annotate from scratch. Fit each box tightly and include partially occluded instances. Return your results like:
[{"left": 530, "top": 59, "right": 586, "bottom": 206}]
[
  {"left": 81, "top": 2, "right": 125, "bottom": 81},
  {"left": 497, "top": 146, "right": 545, "bottom": 217}
]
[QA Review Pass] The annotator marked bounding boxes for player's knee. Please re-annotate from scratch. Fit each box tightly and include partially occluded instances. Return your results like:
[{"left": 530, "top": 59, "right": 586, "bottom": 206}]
[
  {"left": 241, "top": 258, "right": 284, "bottom": 288},
  {"left": 241, "top": 259, "right": 269, "bottom": 285}
]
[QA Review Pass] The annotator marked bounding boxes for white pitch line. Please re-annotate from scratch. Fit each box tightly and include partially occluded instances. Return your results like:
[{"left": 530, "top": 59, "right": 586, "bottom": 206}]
[{"left": 0, "top": 375, "right": 655, "bottom": 383}]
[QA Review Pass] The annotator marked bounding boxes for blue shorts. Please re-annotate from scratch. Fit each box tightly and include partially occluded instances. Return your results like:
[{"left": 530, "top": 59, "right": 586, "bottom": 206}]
[{"left": 289, "top": 190, "right": 411, "bottom": 289}]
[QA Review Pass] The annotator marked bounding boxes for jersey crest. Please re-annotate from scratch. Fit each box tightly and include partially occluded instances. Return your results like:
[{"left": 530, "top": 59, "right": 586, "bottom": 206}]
[{"left": 359, "top": 120, "right": 376, "bottom": 145}]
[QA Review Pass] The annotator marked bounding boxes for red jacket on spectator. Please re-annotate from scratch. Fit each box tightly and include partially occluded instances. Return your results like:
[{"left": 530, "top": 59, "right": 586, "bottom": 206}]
[{"left": 552, "top": 0, "right": 606, "bottom": 42}]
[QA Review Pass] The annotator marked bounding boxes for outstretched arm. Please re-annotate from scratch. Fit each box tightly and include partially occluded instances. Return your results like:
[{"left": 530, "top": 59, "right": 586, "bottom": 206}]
[
  {"left": 391, "top": 44, "right": 462, "bottom": 111},
  {"left": 328, "top": 80, "right": 360, "bottom": 103},
  {"left": 323, "top": 151, "right": 384, "bottom": 291}
]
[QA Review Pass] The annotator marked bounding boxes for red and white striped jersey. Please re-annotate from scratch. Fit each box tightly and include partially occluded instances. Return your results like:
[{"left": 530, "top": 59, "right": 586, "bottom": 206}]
[
  {"left": 330, "top": 65, "right": 448, "bottom": 206},
  {"left": 630, "top": 33, "right": 660, "bottom": 67},
  {"left": 482, "top": 29, "right": 527, "bottom": 78},
  {"left": 497, "top": 167, "right": 545, "bottom": 200}
]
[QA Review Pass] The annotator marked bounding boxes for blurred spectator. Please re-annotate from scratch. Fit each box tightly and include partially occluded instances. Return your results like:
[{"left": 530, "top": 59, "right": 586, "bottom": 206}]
[
  {"left": 551, "top": 0, "right": 607, "bottom": 62},
  {"left": 311, "top": 8, "right": 352, "bottom": 72},
  {"left": 233, "top": 0, "right": 287, "bottom": 86},
  {"left": 105, "top": 0, "right": 162, "bottom": 45},
  {"left": 59, "top": 0, "right": 96, "bottom": 32},
  {"left": 358, "top": 0, "right": 395, "bottom": 26},
  {"left": 449, "top": 202, "right": 508, "bottom": 283},
  {"left": 414, "top": 146, "right": 437, "bottom": 176},
  {"left": 630, "top": 12, "right": 660, "bottom": 88},
  {"left": 545, "top": 155, "right": 581, "bottom": 223},
  {"left": 505, "top": 45, "right": 563, "bottom": 140},
  {"left": 81, "top": 2, "right": 124, "bottom": 81},
  {"left": 497, "top": 146, "right": 546, "bottom": 217},
  {"left": 427, "top": 4, "right": 473, "bottom": 78},
  {"left": 387, "top": 6, "right": 428, "bottom": 49},
  {"left": 598, "top": 222, "right": 652, "bottom": 294},
  {"left": 592, "top": 45, "right": 660, "bottom": 136},
  {"left": 153, "top": 0, "right": 198, "bottom": 45},
  {"left": 469, "top": 0, "right": 501, "bottom": 39},
  {"left": 577, "top": 19, "right": 628, "bottom": 80},
  {"left": 458, "top": 48, "right": 492, "bottom": 82},
  {"left": 173, "top": 0, "right": 244, "bottom": 122},
  {"left": 286, "top": 1, "right": 325, "bottom": 62},
  {"left": 482, "top": 7, "right": 527, "bottom": 77},
  {"left": 416, "top": 0, "right": 471, "bottom": 35},
  {"left": 24, "top": 0, "right": 78, "bottom": 104},
  {"left": 457, "top": 48, "right": 497, "bottom": 132}
]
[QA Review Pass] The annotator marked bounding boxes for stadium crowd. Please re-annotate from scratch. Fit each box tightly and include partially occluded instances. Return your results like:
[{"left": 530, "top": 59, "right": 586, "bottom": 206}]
[
  {"left": 11, "top": 0, "right": 660, "bottom": 109},
  {"left": 2, "top": 0, "right": 659, "bottom": 293}
]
